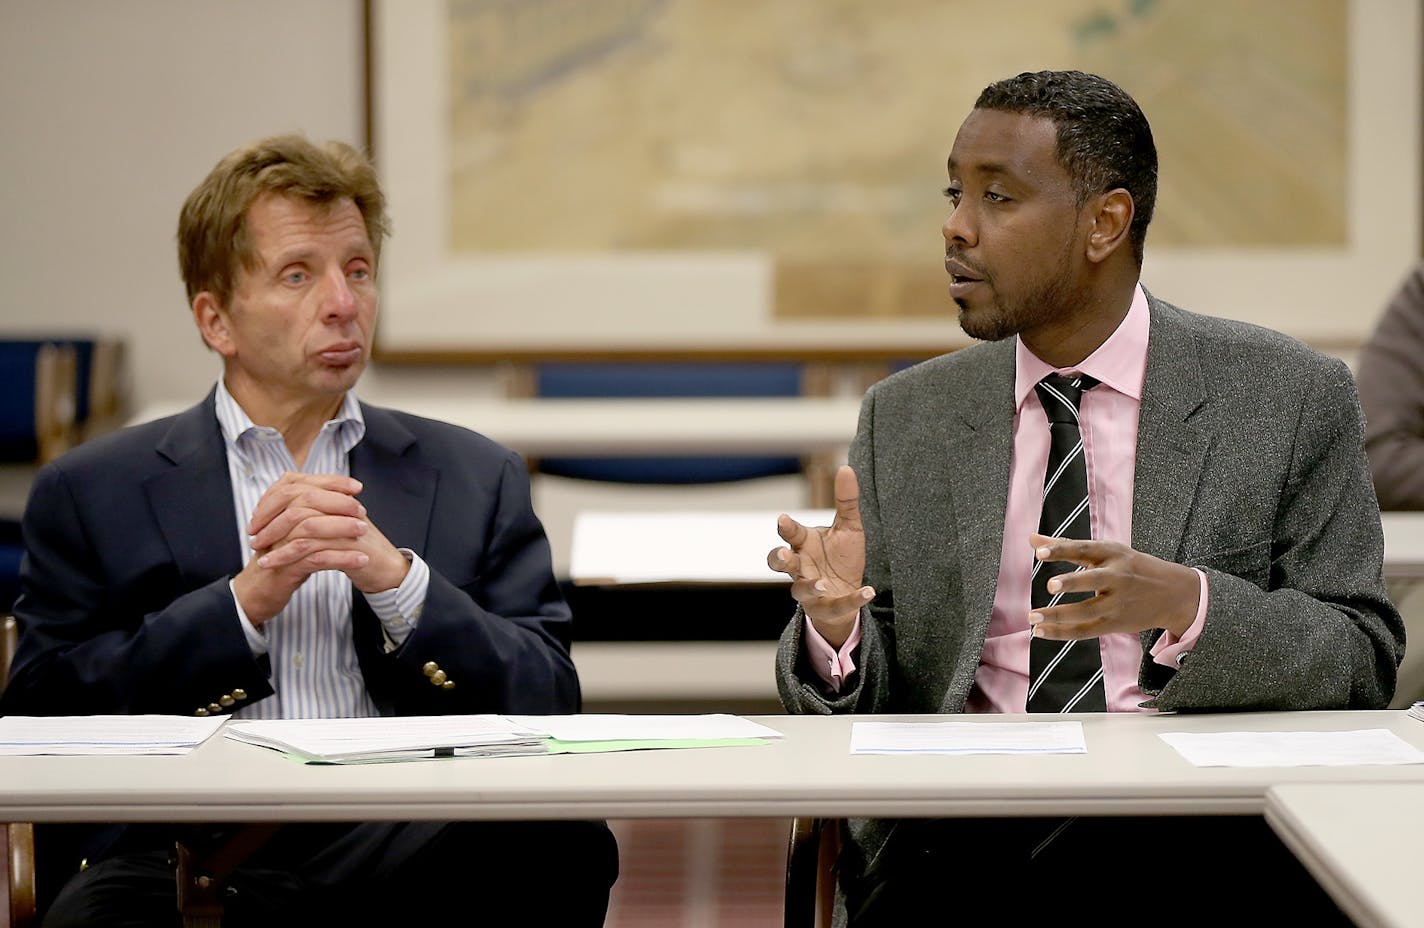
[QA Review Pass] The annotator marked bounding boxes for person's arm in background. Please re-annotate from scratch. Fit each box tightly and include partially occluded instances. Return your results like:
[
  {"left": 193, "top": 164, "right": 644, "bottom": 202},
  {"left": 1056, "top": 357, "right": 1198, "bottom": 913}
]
[{"left": 1358, "top": 262, "right": 1424, "bottom": 510}]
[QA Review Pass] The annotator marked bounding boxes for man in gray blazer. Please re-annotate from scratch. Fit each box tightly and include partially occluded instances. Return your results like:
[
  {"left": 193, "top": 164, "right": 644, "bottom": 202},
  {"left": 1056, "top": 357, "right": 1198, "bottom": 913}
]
[{"left": 771, "top": 70, "right": 1402, "bottom": 925}]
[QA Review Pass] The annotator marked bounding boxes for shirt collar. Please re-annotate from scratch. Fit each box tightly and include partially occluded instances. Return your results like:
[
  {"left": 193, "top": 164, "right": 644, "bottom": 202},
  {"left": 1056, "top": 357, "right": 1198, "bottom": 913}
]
[
  {"left": 1014, "top": 283, "right": 1150, "bottom": 411},
  {"left": 213, "top": 379, "right": 366, "bottom": 455}
]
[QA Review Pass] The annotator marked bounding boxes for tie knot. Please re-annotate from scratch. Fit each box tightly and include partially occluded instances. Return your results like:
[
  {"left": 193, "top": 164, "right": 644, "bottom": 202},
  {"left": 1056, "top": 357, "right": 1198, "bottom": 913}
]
[{"left": 1035, "top": 373, "right": 1097, "bottom": 424}]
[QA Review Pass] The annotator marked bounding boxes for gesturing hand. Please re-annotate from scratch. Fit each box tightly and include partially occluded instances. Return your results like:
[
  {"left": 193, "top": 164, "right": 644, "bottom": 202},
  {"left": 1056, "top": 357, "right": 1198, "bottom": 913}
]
[
  {"left": 1026, "top": 533, "right": 1200, "bottom": 641},
  {"left": 767, "top": 465, "right": 874, "bottom": 648}
]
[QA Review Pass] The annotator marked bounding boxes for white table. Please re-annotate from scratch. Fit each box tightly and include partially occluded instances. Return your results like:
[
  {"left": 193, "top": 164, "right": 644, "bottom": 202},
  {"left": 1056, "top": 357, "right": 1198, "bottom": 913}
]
[
  {"left": 569, "top": 509, "right": 833, "bottom": 586},
  {"left": 1266, "top": 781, "right": 1424, "bottom": 928},
  {"left": 1382, "top": 512, "right": 1424, "bottom": 580},
  {"left": 3, "top": 711, "right": 1423, "bottom": 824}
]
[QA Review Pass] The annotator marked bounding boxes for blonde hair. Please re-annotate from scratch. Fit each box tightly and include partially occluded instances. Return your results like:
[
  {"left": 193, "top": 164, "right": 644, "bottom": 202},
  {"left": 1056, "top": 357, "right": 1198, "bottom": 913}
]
[{"left": 177, "top": 134, "right": 389, "bottom": 307}]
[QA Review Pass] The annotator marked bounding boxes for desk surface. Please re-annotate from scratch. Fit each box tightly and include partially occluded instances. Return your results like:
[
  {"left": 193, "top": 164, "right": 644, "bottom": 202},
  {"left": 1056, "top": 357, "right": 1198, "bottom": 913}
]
[
  {"left": 1382, "top": 512, "right": 1424, "bottom": 580},
  {"left": 1266, "top": 782, "right": 1424, "bottom": 928},
  {"left": 3, "top": 711, "right": 1423, "bottom": 824}
]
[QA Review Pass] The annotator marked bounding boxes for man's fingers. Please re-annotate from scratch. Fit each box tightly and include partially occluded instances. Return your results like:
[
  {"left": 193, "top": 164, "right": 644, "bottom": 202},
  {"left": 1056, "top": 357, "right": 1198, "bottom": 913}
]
[
  {"left": 255, "top": 520, "right": 368, "bottom": 568},
  {"left": 248, "top": 474, "right": 364, "bottom": 533},
  {"left": 768, "top": 545, "right": 803, "bottom": 577},
  {"left": 252, "top": 512, "right": 367, "bottom": 554},
  {"left": 249, "top": 506, "right": 343, "bottom": 551},
  {"left": 260, "top": 548, "right": 370, "bottom": 576},
  {"left": 1043, "top": 566, "right": 1107, "bottom": 597},
  {"left": 802, "top": 586, "right": 876, "bottom": 623},
  {"left": 258, "top": 545, "right": 369, "bottom": 573},
  {"left": 1028, "top": 598, "right": 1103, "bottom": 640},
  {"left": 1030, "top": 533, "right": 1114, "bottom": 567},
  {"left": 776, "top": 513, "right": 809, "bottom": 548},
  {"left": 830, "top": 465, "right": 864, "bottom": 532}
]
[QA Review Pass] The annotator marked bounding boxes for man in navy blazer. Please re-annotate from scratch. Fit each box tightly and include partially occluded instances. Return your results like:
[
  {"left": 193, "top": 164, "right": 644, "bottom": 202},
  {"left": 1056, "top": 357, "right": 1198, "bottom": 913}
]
[{"left": 2, "top": 135, "right": 616, "bottom": 926}]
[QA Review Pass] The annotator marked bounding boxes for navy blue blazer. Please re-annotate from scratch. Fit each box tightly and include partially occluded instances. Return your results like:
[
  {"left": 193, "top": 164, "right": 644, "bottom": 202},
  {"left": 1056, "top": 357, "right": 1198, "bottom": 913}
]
[{"left": 1, "top": 389, "right": 578, "bottom": 718}]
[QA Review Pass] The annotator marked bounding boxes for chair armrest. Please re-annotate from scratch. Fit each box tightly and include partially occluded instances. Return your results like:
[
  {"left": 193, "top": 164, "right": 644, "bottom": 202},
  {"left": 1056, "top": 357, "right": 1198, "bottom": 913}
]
[{"left": 5, "top": 822, "right": 37, "bottom": 928}]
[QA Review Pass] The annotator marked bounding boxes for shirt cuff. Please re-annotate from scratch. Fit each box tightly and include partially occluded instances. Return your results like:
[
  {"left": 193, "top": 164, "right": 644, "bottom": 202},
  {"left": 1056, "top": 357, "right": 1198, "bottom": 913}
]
[
  {"left": 362, "top": 548, "right": 428, "bottom": 648},
  {"left": 804, "top": 614, "right": 863, "bottom": 693},
  {"left": 1151, "top": 568, "right": 1209, "bottom": 668},
  {"left": 229, "top": 579, "right": 269, "bottom": 657}
]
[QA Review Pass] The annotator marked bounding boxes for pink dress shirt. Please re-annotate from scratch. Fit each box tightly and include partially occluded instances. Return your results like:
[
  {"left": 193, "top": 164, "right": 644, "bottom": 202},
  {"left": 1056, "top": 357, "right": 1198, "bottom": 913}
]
[{"left": 807, "top": 285, "right": 1207, "bottom": 709}]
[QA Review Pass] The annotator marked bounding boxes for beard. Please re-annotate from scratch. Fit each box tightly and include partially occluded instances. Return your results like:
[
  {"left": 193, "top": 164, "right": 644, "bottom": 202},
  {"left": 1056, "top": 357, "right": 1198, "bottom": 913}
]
[{"left": 952, "top": 237, "right": 1082, "bottom": 342}]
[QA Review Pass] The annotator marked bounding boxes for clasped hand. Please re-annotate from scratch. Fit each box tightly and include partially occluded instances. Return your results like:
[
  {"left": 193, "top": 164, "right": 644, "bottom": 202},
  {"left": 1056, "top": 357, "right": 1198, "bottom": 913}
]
[{"left": 232, "top": 472, "right": 409, "bottom": 625}]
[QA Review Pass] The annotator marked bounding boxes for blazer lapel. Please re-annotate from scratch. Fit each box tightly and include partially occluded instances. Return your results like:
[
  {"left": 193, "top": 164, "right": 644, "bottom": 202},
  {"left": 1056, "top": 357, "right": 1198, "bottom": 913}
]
[
  {"left": 942, "top": 342, "right": 1017, "bottom": 707},
  {"left": 143, "top": 390, "right": 244, "bottom": 585},
  {"left": 1132, "top": 295, "right": 1211, "bottom": 562},
  {"left": 1132, "top": 296, "right": 1211, "bottom": 654},
  {"left": 349, "top": 405, "right": 438, "bottom": 557}
]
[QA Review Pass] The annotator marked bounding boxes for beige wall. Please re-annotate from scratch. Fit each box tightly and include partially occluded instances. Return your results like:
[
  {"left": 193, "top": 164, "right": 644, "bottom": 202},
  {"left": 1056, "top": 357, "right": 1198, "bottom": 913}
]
[
  {"left": 0, "top": 0, "right": 365, "bottom": 409},
  {"left": 2, "top": 0, "right": 1414, "bottom": 415}
]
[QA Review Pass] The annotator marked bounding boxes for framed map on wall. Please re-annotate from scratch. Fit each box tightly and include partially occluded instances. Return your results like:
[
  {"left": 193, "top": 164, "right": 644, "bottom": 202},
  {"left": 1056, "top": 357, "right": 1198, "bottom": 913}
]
[{"left": 368, "top": 0, "right": 1419, "bottom": 360}]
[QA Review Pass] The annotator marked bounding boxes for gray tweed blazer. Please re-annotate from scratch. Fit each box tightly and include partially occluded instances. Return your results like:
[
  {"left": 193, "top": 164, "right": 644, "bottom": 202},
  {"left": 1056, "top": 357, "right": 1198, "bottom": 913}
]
[{"left": 775, "top": 293, "right": 1404, "bottom": 894}]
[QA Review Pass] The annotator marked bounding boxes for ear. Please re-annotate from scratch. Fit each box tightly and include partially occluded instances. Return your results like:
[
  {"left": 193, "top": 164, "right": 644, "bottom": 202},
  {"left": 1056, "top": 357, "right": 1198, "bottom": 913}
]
[
  {"left": 193, "top": 292, "right": 236, "bottom": 357},
  {"left": 1084, "top": 189, "right": 1134, "bottom": 264}
]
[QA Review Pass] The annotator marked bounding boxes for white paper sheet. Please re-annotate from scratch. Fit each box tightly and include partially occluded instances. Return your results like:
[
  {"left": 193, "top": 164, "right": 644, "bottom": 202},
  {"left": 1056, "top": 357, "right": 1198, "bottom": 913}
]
[
  {"left": 1158, "top": 729, "right": 1424, "bottom": 767},
  {"left": 225, "top": 715, "right": 548, "bottom": 761},
  {"left": 850, "top": 721, "right": 1087, "bottom": 755},
  {"left": 0, "top": 715, "right": 227, "bottom": 755},
  {"left": 507, "top": 713, "right": 785, "bottom": 742}
]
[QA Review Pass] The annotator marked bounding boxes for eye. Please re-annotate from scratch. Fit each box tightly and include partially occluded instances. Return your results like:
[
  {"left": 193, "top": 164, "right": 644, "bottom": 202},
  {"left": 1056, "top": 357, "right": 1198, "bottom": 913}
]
[
  {"left": 984, "top": 190, "right": 1010, "bottom": 204},
  {"left": 282, "top": 269, "right": 308, "bottom": 285},
  {"left": 942, "top": 185, "right": 962, "bottom": 205}
]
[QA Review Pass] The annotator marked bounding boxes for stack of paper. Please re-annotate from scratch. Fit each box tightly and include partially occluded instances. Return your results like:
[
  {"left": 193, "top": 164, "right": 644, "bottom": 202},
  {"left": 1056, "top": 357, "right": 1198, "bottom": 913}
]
[
  {"left": 224, "top": 715, "right": 549, "bottom": 763},
  {"left": 511, "top": 713, "right": 785, "bottom": 753},
  {"left": 1409, "top": 701, "right": 1424, "bottom": 722},
  {"left": 224, "top": 714, "right": 787, "bottom": 764},
  {"left": 0, "top": 715, "right": 227, "bottom": 755},
  {"left": 1158, "top": 729, "right": 1424, "bottom": 767}
]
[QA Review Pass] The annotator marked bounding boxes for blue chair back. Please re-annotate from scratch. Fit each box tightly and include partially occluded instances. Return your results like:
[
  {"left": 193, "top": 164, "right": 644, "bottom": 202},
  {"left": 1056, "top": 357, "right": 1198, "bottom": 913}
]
[
  {"left": 0, "top": 340, "right": 93, "bottom": 462},
  {"left": 534, "top": 362, "right": 805, "bottom": 484}
]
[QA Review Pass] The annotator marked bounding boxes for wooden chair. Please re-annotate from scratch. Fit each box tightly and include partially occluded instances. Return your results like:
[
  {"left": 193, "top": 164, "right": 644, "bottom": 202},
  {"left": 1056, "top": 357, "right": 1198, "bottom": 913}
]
[
  {"left": 784, "top": 815, "right": 838, "bottom": 928},
  {"left": 77, "top": 339, "right": 129, "bottom": 443},
  {"left": 2, "top": 614, "right": 38, "bottom": 928}
]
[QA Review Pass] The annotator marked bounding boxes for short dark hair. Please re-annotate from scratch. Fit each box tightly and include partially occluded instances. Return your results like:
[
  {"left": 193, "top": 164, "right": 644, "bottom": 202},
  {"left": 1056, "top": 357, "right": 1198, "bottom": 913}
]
[
  {"left": 178, "top": 134, "right": 389, "bottom": 308},
  {"left": 975, "top": 70, "right": 1157, "bottom": 265}
]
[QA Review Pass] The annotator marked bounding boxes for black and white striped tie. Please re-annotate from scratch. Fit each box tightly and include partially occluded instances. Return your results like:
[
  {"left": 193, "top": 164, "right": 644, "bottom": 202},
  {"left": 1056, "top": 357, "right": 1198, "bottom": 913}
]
[{"left": 1026, "top": 373, "right": 1107, "bottom": 713}]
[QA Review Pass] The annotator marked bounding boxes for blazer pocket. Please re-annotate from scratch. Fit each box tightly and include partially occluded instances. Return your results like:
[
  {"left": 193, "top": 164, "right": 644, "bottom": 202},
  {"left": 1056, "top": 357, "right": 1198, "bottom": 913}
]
[{"left": 1186, "top": 539, "right": 1272, "bottom": 589}]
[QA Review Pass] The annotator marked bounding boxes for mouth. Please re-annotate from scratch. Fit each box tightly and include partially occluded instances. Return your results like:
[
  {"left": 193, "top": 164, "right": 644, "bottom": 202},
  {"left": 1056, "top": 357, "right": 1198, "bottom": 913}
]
[
  {"left": 944, "top": 256, "right": 984, "bottom": 299},
  {"left": 317, "top": 343, "right": 364, "bottom": 366}
]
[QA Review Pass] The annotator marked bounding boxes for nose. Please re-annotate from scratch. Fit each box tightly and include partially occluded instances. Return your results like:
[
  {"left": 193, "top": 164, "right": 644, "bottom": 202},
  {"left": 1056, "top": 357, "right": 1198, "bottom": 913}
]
[
  {"left": 942, "top": 201, "right": 975, "bottom": 248},
  {"left": 320, "top": 268, "right": 359, "bottom": 323}
]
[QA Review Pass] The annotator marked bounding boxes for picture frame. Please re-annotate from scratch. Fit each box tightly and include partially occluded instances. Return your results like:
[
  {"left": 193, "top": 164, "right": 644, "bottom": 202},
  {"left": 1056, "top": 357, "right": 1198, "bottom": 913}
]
[{"left": 367, "top": 0, "right": 1420, "bottom": 362}]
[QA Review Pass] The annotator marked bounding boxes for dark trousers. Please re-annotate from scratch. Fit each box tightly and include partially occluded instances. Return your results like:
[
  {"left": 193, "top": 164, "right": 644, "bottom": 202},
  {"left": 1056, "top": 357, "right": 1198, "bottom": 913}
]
[
  {"left": 841, "top": 815, "right": 1352, "bottom": 927},
  {"left": 41, "top": 819, "right": 617, "bottom": 928}
]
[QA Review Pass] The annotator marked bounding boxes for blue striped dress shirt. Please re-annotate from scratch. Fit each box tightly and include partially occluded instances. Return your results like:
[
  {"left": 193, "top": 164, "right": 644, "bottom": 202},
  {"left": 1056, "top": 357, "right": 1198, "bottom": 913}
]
[{"left": 214, "top": 381, "right": 430, "bottom": 719}]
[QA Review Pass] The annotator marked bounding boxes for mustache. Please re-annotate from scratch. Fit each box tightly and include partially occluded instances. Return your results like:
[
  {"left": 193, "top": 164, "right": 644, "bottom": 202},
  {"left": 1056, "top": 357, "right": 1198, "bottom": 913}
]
[{"left": 945, "top": 249, "right": 989, "bottom": 279}]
